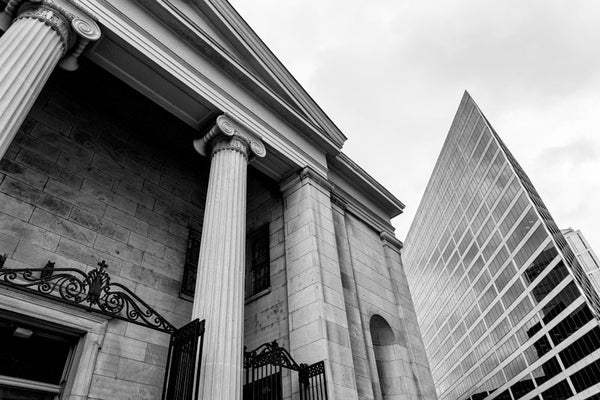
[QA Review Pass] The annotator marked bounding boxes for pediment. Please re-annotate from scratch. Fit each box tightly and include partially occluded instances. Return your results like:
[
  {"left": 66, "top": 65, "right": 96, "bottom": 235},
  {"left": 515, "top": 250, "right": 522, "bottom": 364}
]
[{"left": 135, "top": 0, "right": 346, "bottom": 149}]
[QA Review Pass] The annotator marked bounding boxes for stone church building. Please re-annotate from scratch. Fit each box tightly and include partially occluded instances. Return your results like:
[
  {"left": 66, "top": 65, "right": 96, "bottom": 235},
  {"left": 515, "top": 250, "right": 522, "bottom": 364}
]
[{"left": 0, "top": 0, "right": 436, "bottom": 399}]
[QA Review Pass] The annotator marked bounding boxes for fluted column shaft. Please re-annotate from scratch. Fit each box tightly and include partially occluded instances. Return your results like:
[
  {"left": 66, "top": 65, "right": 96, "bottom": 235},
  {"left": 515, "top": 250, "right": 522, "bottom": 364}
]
[
  {"left": 192, "top": 115, "right": 266, "bottom": 400},
  {"left": 0, "top": 10, "right": 64, "bottom": 158},
  {"left": 0, "top": 0, "right": 101, "bottom": 159}
]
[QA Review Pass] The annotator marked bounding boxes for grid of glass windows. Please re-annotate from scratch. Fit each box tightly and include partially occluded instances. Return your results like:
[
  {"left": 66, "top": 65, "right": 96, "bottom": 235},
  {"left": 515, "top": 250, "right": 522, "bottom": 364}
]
[{"left": 403, "top": 92, "right": 600, "bottom": 400}]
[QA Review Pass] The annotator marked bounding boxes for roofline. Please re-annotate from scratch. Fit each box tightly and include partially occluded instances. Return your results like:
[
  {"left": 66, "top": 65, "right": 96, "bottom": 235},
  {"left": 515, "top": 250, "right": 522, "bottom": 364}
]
[
  {"left": 128, "top": 0, "right": 345, "bottom": 154},
  {"left": 329, "top": 153, "right": 406, "bottom": 218},
  {"left": 198, "top": 0, "right": 348, "bottom": 147}
]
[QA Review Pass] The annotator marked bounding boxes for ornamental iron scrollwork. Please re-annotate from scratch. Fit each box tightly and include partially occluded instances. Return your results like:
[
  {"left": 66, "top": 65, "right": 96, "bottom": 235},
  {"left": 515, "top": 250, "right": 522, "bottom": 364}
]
[
  {"left": 244, "top": 340, "right": 306, "bottom": 371},
  {"left": 298, "top": 361, "right": 328, "bottom": 400},
  {"left": 244, "top": 341, "right": 328, "bottom": 399},
  {"left": 0, "top": 259, "right": 176, "bottom": 333}
]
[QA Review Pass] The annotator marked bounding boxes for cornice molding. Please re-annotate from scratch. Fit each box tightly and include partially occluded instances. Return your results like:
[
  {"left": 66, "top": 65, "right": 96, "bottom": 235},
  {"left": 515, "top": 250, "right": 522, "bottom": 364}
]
[
  {"left": 134, "top": 0, "right": 344, "bottom": 152},
  {"left": 380, "top": 231, "right": 403, "bottom": 251},
  {"left": 280, "top": 166, "right": 332, "bottom": 196},
  {"left": 330, "top": 183, "right": 396, "bottom": 234},
  {"left": 199, "top": 0, "right": 347, "bottom": 147},
  {"left": 328, "top": 153, "right": 405, "bottom": 218},
  {"left": 330, "top": 191, "right": 348, "bottom": 212},
  {"left": 81, "top": 0, "right": 328, "bottom": 177}
]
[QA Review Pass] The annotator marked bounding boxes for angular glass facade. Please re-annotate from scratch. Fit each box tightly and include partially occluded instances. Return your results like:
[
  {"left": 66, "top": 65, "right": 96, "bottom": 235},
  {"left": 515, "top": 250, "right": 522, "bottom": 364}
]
[
  {"left": 562, "top": 228, "right": 600, "bottom": 295},
  {"left": 403, "top": 93, "right": 600, "bottom": 400}
]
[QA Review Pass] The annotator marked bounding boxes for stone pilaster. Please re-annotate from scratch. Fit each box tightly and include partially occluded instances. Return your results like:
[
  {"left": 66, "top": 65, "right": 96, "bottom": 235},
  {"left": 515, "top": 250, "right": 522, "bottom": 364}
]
[
  {"left": 281, "top": 167, "right": 359, "bottom": 400},
  {"left": 0, "top": 0, "right": 100, "bottom": 159},
  {"left": 191, "top": 115, "right": 265, "bottom": 400},
  {"left": 331, "top": 195, "right": 376, "bottom": 400},
  {"left": 380, "top": 231, "right": 438, "bottom": 400}
]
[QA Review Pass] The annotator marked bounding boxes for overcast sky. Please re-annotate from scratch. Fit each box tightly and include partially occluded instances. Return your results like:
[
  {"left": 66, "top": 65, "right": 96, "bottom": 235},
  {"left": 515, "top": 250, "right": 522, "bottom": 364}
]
[{"left": 229, "top": 0, "right": 600, "bottom": 251}]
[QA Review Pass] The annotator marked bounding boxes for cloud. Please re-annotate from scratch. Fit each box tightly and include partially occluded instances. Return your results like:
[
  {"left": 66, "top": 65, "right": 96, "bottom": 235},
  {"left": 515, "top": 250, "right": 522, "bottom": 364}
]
[
  {"left": 537, "top": 138, "right": 598, "bottom": 167},
  {"left": 229, "top": 0, "right": 600, "bottom": 251}
]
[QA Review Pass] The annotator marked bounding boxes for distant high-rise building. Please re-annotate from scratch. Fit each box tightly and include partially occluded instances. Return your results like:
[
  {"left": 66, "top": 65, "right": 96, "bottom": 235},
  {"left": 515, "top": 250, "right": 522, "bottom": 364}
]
[
  {"left": 562, "top": 228, "right": 600, "bottom": 295},
  {"left": 403, "top": 92, "right": 600, "bottom": 400}
]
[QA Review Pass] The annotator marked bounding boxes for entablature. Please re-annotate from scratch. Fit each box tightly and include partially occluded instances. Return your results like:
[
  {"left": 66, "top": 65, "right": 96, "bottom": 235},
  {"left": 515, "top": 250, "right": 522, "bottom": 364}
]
[{"left": 71, "top": 0, "right": 345, "bottom": 181}]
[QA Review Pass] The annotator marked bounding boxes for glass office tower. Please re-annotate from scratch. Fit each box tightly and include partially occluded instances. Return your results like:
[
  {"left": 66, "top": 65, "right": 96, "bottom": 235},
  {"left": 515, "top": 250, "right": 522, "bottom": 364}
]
[
  {"left": 403, "top": 92, "right": 600, "bottom": 400},
  {"left": 562, "top": 228, "right": 600, "bottom": 295}
]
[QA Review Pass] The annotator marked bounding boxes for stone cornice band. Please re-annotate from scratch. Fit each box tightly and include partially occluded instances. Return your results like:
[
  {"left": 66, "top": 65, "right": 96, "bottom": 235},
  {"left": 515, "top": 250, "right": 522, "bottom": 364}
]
[
  {"left": 193, "top": 114, "right": 266, "bottom": 160},
  {"left": 380, "top": 231, "right": 403, "bottom": 251}
]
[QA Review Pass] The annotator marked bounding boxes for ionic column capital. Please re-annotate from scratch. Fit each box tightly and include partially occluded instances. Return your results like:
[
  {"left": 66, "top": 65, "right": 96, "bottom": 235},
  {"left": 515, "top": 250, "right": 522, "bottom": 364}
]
[
  {"left": 0, "top": 0, "right": 101, "bottom": 70},
  {"left": 193, "top": 115, "right": 266, "bottom": 161}
]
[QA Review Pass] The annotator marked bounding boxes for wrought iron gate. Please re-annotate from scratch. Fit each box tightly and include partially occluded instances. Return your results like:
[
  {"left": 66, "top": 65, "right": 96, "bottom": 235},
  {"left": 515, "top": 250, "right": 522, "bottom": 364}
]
[
  {"left": 298, "top": 361, "right": 327, "bottom": 400},
  {"left": 244, "top": 341, "right": 328, "bottom": 400},
  {"left": 162, "top": 318, "right": 205, "bottom": 400}
]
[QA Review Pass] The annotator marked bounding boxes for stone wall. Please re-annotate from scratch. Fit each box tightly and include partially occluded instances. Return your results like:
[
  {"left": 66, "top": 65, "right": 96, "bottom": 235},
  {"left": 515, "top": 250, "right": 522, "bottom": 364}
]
[
  {"left": 282, "top": 172, "right": 359, "bottom": 400},
  {"left": 0, "top": 61, "right": 434, "bottom": 400},
  {"left": 244, "top": 173, "right": 292, "bottom": 396},
  {"left": 0, "top": 62, "right": 296, "bottom": 400},
  {"left": 244, "top": 173, "right": 287, "bottom": 351},
  {"left": 0, "top": 64, "right": 208, "bottom": 400},
  {"left": 334, "top": 209, "right": 437, "bottom": 400}
]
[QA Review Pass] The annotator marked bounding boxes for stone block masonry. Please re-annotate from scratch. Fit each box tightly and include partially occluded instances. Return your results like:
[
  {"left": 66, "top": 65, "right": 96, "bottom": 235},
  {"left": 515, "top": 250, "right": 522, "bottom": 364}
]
[
  {"left": 244, "top": 174, "right": 288, "bottom": 352},
  {"left": 282, "top": 169, "right": 360, "bottom": 400},
  {"left": 0, "top": 69, "right": 209, "bottom": 400}
]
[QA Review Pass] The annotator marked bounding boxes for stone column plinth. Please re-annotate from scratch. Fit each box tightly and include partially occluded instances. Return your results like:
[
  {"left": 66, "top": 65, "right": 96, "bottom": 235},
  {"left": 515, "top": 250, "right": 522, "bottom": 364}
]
[
  {"left": 0, "top": 0, "right": 100, "bottom": 159},
  {"left": 192, "top": 115, "right": 265, "bottom": 400}
]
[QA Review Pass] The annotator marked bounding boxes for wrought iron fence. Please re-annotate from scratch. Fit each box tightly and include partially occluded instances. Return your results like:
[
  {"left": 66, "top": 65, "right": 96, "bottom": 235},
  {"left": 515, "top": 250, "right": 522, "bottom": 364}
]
[
  {"left": 0, "top": 254, "right": 330, "bottom": 400},
  {"left": 244, "top": 341, "right": 328, "bottom": 400}
]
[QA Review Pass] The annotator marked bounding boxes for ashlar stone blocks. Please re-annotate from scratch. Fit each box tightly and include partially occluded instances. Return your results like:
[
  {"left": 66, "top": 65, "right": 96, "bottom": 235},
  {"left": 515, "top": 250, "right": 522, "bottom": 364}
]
[{"left": 282, "top": 168, "right": 359, "bottom": 400}]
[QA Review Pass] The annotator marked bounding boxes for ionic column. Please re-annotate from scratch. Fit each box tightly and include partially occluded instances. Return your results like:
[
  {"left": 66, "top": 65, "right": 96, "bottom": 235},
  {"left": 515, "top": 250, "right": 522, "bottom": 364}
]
[
  {"left": 0, "top": 0, "right": 100, "bottom": 158},
  {"left": 192, "top": 115, "right": 266, "bottom": 400}
]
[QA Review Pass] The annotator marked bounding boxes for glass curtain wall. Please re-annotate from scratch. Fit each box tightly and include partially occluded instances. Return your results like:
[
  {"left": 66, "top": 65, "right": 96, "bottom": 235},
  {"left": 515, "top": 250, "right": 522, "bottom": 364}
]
[{"left": 403, "top": 92, "right": 600, "bottom": 400}]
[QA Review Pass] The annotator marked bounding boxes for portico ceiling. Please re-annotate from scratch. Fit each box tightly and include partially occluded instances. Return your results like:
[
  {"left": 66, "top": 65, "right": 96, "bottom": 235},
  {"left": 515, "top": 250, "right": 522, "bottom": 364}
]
[{"left": 81, "top": 0, "right": 348, "bottom": 182}]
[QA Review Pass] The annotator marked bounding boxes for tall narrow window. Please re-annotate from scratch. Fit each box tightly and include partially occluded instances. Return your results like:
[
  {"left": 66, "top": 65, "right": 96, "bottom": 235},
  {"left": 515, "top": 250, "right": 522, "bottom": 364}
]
[
  {"left": 249, "top": 225, "right": 270, "bottom": 295},
  {"left": 180, "top": 228, "right": 202, "bottom": 300}
]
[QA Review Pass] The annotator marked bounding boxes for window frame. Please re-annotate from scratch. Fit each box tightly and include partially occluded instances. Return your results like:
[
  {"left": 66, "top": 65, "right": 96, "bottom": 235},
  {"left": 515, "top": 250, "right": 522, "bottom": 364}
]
[
  {"left": 246, "top": 224, "right": 271, "bottom": 299},
  {"left": 180, "top": 227, "right": 202, "bottom": 301},
  {"left": 0, "top": 286, "right": 109, "bottom": 399}
]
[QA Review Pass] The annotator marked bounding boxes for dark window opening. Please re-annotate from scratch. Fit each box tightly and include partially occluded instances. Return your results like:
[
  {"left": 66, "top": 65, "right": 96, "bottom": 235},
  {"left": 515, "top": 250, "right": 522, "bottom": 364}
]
[
  {"left": 548, "top": 303, "right": 593, "bottom": 346},
  {"left": 533, "top": 357, "right": 562, "bottom": 385},
  {"left": 541, "top": 281, "right": 581, "bottom": 325},
  {"left": 0, "top": 312, "right": 79, "bottom": 399},
  {"left": 510, "top": 379, "right": 535, "bottom": 399},
  {"left": 559, "top": 327, "right": 600, "bottom": 369},
  {"left": 180, "top": 227, "right": 202, "bottom": 300},
  {"left": 523, "top": 243, "right": 558, "bottom": 284},
  {"left": 495, "top": 389, "right": 511, "bottom": 400},
  {"left": 249, "top": 225, "right": 270, "bottom": 296},
  {"left": 531, "top": 263, "right": 569, "bottom": 304},
  {"left": 541, "top": 379, "right": 572, "bottom": 400},
  {"left": 571, "top": 358, "right": 600, "bottom": 393}
]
